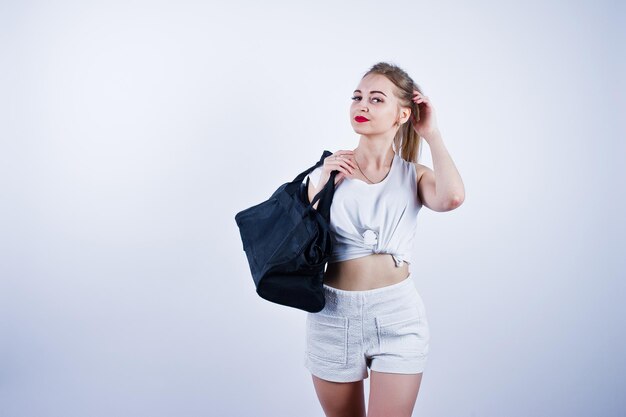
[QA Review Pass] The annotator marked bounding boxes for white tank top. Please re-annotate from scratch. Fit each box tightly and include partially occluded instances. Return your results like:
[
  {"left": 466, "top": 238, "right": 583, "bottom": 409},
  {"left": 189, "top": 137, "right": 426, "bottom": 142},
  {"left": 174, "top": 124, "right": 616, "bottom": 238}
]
[{"left": 303, "top": 152, "right": 422, "bottom": 268}]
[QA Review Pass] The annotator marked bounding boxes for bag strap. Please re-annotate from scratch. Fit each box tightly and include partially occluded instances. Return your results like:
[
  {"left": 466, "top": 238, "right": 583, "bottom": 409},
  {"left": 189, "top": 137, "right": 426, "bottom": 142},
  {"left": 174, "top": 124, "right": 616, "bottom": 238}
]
[
  {"left": 284, "top": 150, "right": 336, "bottom": 198},
  {"left": 283, "top": 150, "right": 338, "bottom": 222},
  {"left": 308, "top": 170, "right": 338, "bottom": 223},
  {"left": 285, "top": 150, "right": 333, "bottom": 195}
]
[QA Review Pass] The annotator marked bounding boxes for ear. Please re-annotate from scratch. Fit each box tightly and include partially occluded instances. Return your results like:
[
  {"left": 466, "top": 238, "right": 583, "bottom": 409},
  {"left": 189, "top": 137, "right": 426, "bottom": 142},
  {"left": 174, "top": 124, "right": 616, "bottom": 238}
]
[{"left": 401, "top": 107, "right": 412, "bottom": 124}]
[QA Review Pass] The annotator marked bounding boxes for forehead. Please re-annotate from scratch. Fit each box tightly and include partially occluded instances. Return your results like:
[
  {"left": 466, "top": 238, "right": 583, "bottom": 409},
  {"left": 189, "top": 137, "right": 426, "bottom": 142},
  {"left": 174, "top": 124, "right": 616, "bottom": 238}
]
[{"left": 355, "top": 73, "right": 396, "bottom": 95}]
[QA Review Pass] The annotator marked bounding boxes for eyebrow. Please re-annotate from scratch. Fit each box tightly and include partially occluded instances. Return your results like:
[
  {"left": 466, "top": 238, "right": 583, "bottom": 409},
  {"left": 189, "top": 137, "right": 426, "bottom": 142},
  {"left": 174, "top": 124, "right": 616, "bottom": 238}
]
[{"left": 353, "top": 89, "right": 387, "bottom": 97}]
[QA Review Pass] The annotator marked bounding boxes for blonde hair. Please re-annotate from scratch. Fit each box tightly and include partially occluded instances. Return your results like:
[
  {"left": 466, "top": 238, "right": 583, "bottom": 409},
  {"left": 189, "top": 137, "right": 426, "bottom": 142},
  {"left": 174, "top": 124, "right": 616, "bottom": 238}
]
[{"left": 361, "top": 62, "right": 424, "bottom": 163}]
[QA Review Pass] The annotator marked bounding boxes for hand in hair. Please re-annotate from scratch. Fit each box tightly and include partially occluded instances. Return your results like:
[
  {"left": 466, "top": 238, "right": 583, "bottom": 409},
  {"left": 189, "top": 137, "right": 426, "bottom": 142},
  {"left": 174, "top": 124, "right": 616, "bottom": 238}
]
[{"left": 411, "top": 90, "right": 440, "bottom": 140}]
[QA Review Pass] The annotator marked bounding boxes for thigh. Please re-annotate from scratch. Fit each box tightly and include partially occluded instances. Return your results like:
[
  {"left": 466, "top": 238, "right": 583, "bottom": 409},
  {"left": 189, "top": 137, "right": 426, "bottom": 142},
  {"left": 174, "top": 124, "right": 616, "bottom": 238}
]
[
  {"left": 367, "top": 370, "right": 423, "bottom": 417},
  {"left": 311, "top": 374, "right": 366, "bottom": 417},
  {"left": 367, "top": 288, "right": 430, "bottom": 374}
]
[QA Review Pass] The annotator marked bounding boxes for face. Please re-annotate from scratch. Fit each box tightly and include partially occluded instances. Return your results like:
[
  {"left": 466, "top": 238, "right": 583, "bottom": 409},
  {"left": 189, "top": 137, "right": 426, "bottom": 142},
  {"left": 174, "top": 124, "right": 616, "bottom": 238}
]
[{"left": 350, "top": 73, "right": 411, "bottom": 135}]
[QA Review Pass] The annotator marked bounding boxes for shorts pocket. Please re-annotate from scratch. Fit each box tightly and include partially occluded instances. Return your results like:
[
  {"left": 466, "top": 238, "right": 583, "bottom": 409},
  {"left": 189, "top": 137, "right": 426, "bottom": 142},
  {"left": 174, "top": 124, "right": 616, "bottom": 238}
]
[
  {"left": 375, "top": 306, "right": 429, "bottom": 356},
  {"left": 306, "top": 313, "right": 348, "bottom": 365}
]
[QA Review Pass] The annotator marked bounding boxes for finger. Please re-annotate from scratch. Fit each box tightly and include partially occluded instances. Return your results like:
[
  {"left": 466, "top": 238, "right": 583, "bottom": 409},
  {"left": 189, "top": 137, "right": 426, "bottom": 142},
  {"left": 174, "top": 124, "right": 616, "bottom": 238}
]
[
  {"left": 333, "top": 153, "right": 350, "bottom": 162},
  {"left": 333, "top": 159, "right": 354, "bottom": 174},
  {"left": 343, "top": 156, "right": 357, "bottom": 169},
  {"left": 337, "top": 166, "right": 352, "bottom": 177},
  {"left": 335, "top": 155, "right": 346, "bottom": 165},
  {"left": 341, "top": 162, "right": 354, "bottom": 174},
  {"left": 328, "top": 156, "right": 347, "bottom": 168},
  {"left": 335, "top": 153, "right": 356, "bottom": 166}
]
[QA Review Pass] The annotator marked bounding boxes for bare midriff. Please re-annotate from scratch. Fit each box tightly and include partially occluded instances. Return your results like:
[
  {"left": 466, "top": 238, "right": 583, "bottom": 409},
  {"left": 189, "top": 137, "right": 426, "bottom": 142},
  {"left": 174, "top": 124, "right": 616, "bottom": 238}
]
[{"left": 323, "top": 254, "right": 410, "bottom": 291}]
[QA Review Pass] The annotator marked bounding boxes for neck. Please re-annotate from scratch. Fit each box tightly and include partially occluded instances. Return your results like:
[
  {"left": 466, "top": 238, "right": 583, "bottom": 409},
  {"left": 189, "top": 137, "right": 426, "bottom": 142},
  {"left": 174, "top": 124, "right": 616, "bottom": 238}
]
[{"left": 355, "top": 134, "right": 396, "bottom": 169}]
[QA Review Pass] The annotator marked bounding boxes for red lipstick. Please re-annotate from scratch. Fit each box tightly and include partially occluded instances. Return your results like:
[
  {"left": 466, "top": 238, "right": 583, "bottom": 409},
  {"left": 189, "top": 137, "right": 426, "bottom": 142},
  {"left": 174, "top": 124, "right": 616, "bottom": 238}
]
[{"left": 355, "top": 116, "right": 369, "bottom": 123}]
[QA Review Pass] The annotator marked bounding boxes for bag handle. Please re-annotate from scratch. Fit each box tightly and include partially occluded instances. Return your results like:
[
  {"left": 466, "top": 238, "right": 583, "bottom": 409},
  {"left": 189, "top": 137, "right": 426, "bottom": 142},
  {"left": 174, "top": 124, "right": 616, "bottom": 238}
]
[
  {"left": 307, "top": 170, "right": 338, "bottom": 222},
  {"left": 283, "top": 150, "right": 337, "bottom": 222},
  {"left": 285, "top": 150, "right": 333, "bottom": 195}
]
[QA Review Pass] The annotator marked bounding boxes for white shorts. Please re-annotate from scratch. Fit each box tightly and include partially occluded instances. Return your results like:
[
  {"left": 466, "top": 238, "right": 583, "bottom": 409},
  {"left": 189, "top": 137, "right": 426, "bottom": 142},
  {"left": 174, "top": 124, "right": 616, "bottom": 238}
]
[{"left": 304, "top": 272, "right": 430, "bottom": 383}]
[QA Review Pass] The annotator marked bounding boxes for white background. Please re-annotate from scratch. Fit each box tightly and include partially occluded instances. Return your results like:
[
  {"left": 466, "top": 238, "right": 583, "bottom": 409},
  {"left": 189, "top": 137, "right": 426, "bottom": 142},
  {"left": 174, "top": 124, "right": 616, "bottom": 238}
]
[{"left": 1, "top": 1, "right": 624, "bottom": 416}]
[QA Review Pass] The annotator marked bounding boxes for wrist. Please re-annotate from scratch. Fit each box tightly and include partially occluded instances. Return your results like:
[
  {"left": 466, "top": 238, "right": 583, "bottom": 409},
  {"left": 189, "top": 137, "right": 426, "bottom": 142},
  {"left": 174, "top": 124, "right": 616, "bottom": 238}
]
[{"left": 422, "top": 128, "right": 442, "bottom": 142}]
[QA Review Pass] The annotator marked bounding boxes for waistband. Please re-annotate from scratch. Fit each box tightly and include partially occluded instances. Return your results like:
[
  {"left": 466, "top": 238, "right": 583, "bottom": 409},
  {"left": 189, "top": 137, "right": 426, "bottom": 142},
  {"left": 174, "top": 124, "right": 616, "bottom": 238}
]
[{"left": 322, "top": 272, "right": 414, "bottom": 297}]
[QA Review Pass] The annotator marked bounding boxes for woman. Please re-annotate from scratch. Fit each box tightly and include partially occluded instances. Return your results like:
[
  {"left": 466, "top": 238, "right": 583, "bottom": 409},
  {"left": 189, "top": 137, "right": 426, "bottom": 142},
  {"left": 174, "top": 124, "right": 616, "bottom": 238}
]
[{"left": 302, "top": 62, "right": 465, "bottom": 417}]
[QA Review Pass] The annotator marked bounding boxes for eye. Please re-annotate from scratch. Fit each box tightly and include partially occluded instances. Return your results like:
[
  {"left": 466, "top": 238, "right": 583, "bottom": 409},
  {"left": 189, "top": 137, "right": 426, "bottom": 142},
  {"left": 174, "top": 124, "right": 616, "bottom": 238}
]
[{"left": 351, "top": 96, "right": 383, "bottom": 103}]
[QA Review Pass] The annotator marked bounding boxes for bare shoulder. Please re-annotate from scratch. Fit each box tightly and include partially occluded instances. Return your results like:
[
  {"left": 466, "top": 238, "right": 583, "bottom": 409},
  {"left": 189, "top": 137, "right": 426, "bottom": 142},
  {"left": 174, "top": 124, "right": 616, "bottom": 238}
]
[{"left": 412, "top": 162, "right": 431, "bottom": 185}]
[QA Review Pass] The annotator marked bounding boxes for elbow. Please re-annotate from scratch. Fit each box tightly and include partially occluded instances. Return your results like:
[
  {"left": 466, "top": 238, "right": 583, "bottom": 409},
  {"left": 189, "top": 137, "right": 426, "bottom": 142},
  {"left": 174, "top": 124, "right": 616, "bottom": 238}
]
[{"left": 444, "top": 193, "right": 465, "bottom": 211}]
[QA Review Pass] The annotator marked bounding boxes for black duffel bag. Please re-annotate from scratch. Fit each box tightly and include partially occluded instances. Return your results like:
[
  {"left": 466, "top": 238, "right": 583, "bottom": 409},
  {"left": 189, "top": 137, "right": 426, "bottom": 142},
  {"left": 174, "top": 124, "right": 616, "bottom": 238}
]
[{"left": 234, "top": 150, "right": 339, "bottom": 312}]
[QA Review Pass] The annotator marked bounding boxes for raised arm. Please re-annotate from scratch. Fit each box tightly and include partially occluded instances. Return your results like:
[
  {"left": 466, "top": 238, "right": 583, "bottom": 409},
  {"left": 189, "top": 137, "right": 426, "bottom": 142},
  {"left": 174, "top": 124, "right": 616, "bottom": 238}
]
[
  {"left": 414, "top": 129, "right": 465, "bottom": 212},
  {"left": 410, "top": 90, "right": 464, "bottom": 212}
]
